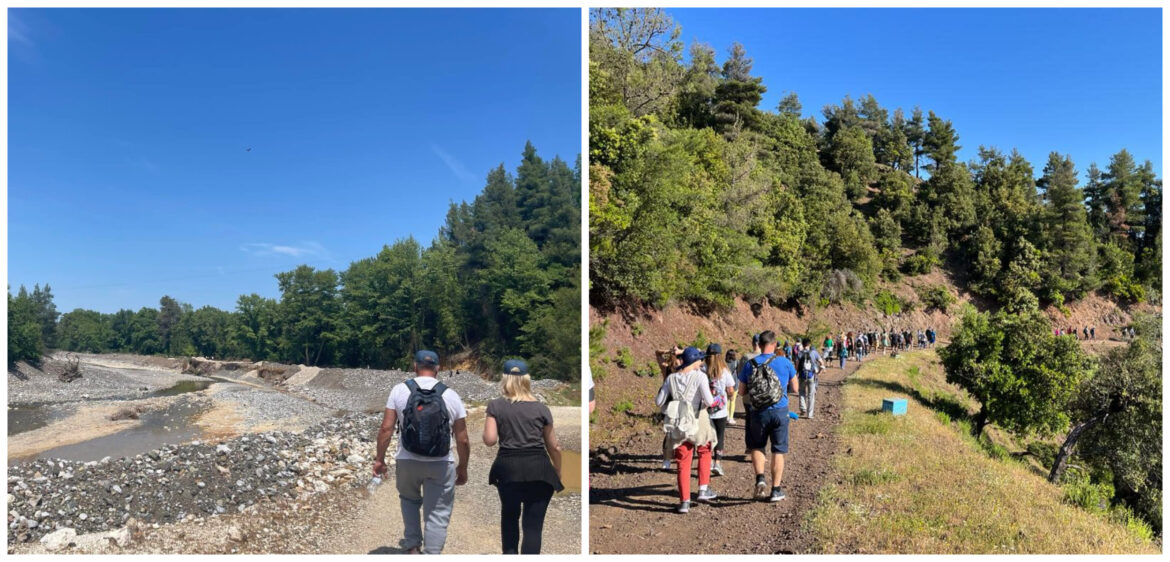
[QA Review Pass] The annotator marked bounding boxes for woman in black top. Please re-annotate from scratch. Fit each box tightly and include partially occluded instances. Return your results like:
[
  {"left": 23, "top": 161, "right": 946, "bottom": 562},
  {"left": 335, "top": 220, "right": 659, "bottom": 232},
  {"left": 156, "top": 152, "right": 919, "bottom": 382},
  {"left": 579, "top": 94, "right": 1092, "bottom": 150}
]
[{"left": 484, "top": 359, "right": 563, "bottom": 554}]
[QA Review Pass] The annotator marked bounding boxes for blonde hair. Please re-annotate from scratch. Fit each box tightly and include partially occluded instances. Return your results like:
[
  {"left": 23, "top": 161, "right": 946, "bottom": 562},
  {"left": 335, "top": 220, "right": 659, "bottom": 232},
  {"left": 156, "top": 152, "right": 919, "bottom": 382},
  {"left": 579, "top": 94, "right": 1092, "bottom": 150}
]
[
  {"left": 705, "top": 353, "right": 728, "bottom": 381},
  {"left": 501, "top": 374, "right": 537, "bottom": 402}
]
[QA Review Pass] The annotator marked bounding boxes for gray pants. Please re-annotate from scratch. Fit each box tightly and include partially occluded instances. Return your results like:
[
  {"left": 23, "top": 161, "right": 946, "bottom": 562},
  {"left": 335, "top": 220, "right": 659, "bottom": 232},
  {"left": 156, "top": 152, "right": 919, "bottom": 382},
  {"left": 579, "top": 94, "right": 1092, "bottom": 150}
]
[
  {"left": 396, "top": 459, "right": 456, "bottom": 554},
  {"left": 799, "top": 375, "right": 818, "bottom": 418}
]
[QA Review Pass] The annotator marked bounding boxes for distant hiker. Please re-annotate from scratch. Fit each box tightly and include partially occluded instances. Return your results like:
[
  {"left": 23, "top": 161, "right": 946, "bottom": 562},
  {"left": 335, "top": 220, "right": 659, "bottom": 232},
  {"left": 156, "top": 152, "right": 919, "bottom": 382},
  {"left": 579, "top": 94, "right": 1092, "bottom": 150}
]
[
  {"left": 796, "top": 338, "right": 824, "bottom": 419},
  {"left": 1083, "top": 326, "right": 1089, "bottom": 340},
  {"left": 927, "top": 328, "right": 936, "bottom": 347},
  {"left": 837, "top": 336, "right": 849, "bottom": 369},
  {"left": 484, "top": 359, "right": 563, "bottom": 554},
  {"left": 705, "top": 344, "right": 736, "bottom": 476},
  {"left": 782, "top": 340, "right": 792, "bottom": 358},
  {"left": 918, "top": 330, "right": 926, "bottom": 348},
  {"left": 656, "top": 346, "right": 717, "bottom": 513},
  {"left": 1090, "top": 326, "right": 1095, "bottom": 339},
  {"left": 374, "top": 350, "right": 470, "bottom": 555},
  {"left": 823, "top": 335, "right": 834, "bottom": 358},
  {"left": 725, "top": 349, "right": 741, "bottom": 426},
  {"left": 738, "top": 331, "right": 799, "bottom": 502}
]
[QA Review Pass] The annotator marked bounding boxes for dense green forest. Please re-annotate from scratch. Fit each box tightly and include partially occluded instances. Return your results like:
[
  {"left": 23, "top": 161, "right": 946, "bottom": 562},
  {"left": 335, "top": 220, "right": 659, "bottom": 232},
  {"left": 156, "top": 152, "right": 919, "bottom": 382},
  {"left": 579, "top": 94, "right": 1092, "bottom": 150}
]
[
  {"left": 589, "top": 8, "right": 1161, "bottom": 311},
  {"left": 589, "top": 7, "right": 1160, "bottom": 536},
  {"left": 9, "top": 142, "right": 581, "bottom": 380}
]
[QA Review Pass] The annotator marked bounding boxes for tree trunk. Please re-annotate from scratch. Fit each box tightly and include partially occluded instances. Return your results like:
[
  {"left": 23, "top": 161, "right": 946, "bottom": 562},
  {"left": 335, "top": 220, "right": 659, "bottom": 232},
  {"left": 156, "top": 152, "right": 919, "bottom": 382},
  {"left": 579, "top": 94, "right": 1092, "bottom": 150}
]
[
  {"left": 1049, "top": 414, "right": 1106, "bottom": 483},
  {"left": 972, "top": 405, "right": 989, "bottom": 438}
]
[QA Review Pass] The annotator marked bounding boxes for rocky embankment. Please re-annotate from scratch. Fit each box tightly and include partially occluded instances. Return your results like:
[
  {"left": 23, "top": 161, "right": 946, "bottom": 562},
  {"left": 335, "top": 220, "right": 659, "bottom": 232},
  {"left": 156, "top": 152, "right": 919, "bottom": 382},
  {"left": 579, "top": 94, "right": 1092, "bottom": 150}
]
[{"left": 7, "top": 414, "right": 381, "bottom": 548}]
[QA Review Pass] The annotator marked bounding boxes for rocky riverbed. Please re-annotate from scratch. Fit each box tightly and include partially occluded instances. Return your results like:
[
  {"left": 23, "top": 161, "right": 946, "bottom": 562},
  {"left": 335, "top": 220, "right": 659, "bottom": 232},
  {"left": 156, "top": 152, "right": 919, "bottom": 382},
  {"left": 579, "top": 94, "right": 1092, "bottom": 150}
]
[{"left": 7, "top": 414, "right": 382, "bottom": 547}]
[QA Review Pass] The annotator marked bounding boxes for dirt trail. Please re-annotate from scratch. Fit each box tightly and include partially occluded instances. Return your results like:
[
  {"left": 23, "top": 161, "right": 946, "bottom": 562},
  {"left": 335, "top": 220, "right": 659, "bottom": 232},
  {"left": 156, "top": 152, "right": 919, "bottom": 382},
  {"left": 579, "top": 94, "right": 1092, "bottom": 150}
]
[
  {"left": 302, "top": 407, "right": 581, "bottom": 555},
  {"left": 589, "top": 352, "right": 881, "bottom": 554}
]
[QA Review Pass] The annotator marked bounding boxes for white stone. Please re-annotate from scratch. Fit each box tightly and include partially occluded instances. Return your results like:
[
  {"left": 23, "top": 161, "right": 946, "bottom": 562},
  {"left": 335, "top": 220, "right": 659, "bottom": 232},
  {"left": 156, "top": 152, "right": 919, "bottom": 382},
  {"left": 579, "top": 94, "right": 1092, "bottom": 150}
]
[{"left": 40, "top": 527, "right": 77, "bottom": 551}]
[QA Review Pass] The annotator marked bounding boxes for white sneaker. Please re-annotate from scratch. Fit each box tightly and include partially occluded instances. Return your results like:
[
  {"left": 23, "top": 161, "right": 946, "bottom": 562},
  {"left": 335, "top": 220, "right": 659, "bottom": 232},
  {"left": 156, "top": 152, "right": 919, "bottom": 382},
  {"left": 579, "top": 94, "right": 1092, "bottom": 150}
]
[
  {"left": 662, "top": 459, "right": 672, "bottom": 471},
  {"left": 697, "top": 488, "right": 718, "bottom": 501},
  {"left": 753, "top": 479, "right": 769, "bottom": 500}
]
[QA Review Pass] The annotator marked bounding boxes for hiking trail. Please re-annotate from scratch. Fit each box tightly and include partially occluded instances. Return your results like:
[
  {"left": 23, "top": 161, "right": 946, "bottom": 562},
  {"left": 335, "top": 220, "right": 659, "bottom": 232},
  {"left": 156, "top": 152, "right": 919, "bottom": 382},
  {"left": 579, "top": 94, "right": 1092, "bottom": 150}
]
[{"left": 589, "top": 352, "right": 872, "bottom": 554}]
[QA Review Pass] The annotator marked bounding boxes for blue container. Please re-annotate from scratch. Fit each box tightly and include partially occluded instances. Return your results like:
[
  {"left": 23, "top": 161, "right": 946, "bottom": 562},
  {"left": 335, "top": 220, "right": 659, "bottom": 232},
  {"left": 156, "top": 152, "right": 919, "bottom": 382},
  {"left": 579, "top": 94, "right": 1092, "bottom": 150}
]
[
  {"left": 882, "top": 398, "right": 908, "bottom": 416},
  {"left": 788, "top": 411, "right": 799, "bottom": 420}
]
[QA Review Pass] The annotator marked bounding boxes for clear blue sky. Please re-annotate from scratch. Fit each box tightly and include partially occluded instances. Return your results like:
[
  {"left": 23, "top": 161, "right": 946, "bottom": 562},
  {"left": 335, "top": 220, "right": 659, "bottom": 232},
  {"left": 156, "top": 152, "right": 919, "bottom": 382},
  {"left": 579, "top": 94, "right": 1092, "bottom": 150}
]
[
  {"left": 8, "top": 8, "right": 581, "bottom": 313},
  {"left": 669, "top": 8, "right": 1161, "bottom": 177}
]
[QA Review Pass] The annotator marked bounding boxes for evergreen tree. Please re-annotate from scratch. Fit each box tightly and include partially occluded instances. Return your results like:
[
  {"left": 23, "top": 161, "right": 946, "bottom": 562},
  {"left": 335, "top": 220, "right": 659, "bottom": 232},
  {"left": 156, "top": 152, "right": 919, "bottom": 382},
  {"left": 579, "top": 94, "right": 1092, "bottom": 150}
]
[{"left": 1038, "top": 152, "right": 1096, "bottom": 298}]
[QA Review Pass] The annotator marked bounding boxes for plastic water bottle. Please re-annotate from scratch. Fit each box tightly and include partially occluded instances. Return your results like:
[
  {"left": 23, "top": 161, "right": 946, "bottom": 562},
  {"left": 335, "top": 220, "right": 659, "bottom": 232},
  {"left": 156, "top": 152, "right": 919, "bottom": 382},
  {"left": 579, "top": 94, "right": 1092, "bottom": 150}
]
[
  {"left": 368, "top": 475, "right": 383, "bottom": 492},
  {"left": 788, "top": 411, "right": 799, "bottom": 421}
]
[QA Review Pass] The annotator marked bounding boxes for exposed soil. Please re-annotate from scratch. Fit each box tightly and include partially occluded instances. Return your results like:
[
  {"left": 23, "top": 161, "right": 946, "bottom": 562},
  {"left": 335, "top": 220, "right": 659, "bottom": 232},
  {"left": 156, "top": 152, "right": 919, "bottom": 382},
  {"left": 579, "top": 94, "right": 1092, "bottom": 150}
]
[{"left": 588, "top": 355, "right": 874, "bottom": 554}]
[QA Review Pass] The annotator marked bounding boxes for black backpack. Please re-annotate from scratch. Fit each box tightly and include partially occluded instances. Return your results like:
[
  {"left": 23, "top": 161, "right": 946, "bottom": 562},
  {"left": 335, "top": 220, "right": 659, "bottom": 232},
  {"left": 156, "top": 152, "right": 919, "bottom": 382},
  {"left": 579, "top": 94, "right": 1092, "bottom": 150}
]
[
  {"left": 400, "top": 379, "right": 452, "bottom": 457},
  {"left": 744, "top": 355, "right": 784, "bottom": 410}
]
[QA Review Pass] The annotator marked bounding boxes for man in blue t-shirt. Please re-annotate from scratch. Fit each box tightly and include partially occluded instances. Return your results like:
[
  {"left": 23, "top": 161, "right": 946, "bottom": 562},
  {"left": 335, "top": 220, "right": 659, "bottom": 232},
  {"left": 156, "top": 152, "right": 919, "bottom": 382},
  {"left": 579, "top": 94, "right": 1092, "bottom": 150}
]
[{"left": 737, "top": 330, "right": 799, "bottom": 502}]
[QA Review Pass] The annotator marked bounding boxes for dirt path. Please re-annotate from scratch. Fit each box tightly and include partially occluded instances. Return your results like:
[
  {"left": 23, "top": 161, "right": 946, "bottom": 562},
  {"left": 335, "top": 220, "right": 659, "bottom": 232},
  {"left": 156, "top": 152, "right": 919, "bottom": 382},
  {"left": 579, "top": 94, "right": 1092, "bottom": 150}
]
[
  {"left": 315, "top": 407, "right": 581, "bottom": 554},
  {"left": 589, "top": 352, "right": 883, "bottom": 554}
]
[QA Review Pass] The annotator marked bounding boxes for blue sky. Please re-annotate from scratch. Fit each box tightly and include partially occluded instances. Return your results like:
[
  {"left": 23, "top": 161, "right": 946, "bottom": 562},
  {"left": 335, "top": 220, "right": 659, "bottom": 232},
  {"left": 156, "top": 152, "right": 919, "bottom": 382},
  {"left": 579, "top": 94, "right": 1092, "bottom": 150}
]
[
  {"left": 669, "top": 8, "right": 1162, "bottom": 177},
  {"left": 8, "top": 8, "right": 581, "bottom": 313}
]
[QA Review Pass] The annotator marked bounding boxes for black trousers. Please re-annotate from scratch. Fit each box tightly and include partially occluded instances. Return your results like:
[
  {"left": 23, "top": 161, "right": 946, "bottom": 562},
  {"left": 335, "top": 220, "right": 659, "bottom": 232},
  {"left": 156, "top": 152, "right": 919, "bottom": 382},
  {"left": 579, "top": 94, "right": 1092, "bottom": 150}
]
[
  {"left": 498, "top": 481, "right": 555, "bottom": 554},
  {"left": 712, "top": 416, "right": 728, "bottom": 458}
]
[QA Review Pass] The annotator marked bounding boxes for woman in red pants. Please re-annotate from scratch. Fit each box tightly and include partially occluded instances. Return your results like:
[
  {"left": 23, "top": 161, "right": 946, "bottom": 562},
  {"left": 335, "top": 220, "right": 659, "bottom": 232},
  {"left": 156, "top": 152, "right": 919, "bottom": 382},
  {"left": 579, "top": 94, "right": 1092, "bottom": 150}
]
[{"left": 655, "top": 346, "right": 716, "bottom": 514}]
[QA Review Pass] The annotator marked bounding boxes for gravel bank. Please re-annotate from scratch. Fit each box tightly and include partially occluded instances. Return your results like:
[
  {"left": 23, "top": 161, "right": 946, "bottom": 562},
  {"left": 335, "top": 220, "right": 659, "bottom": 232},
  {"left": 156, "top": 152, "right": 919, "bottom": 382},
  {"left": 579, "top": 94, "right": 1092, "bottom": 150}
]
[
  {"left": 7, "top": 414, "right": 382, "bottom": 546},
  {"left": 9, "top": 356, "right": 206, "bottom": 406}
]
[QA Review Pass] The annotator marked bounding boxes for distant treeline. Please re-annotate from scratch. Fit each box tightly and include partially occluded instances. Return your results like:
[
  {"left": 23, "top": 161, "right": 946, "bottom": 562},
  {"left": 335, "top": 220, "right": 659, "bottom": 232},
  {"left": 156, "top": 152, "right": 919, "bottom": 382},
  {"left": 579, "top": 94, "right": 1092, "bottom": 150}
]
[
  {"left": 9, "top": 142, "right": 581, "bottom": 380},
  {"left": 589, "top": 8, "right": 1161, "bottom": 311}
]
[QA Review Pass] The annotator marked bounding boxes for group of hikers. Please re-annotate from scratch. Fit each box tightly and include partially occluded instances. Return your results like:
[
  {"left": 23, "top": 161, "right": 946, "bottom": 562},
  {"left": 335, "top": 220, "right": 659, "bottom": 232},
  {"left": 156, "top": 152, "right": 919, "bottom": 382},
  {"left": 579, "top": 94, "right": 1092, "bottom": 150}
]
[
  {"left": 1057, "top": 325, "right": 1098, "bottom": 339},
  {"left": 651, "top": 326, "right": 937, "bottom": 514},
  {"left": 371, "top": 351, "right": 564, "bottom": 554}
]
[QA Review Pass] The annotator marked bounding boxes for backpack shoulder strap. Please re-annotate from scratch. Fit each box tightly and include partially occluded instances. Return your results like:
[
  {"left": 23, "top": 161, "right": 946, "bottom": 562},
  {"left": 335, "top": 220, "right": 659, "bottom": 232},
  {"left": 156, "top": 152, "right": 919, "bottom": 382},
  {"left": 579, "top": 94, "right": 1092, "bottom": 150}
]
[
  {"left": 432, "top": 381, "right": 448, "bottom": 396},
  {"left": 405, "top": 379, "right": 419, "bottom": 393}
]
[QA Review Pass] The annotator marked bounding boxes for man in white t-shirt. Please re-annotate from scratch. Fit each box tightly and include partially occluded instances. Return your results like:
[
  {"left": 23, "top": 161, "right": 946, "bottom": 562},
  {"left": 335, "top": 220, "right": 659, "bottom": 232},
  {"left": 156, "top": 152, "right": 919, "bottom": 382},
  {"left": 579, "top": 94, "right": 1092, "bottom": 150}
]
[{"left": 373, "top": 350, "right": 470, "bottom": 554}]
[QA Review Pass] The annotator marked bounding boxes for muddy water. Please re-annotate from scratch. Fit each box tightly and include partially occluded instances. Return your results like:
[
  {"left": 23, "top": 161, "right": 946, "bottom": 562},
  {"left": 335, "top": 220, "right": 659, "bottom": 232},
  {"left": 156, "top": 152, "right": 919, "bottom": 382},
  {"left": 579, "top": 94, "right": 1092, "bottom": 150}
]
[
  {"left": 11, "top": 399, "right": 211, "bottom": 465},
  {"left": 560, "top": 450, "right": 582, "bottom": 494},
  {"left": 151, "top": 380, "right": 213, "bottom": 397},
  {"left": 7, "top": 403, "right": 70, "bottom": 436}
]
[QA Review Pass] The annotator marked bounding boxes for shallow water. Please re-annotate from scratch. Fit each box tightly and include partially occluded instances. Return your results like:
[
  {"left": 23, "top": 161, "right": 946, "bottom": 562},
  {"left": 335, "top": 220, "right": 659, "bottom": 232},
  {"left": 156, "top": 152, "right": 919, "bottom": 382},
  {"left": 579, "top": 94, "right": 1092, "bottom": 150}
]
[
  {"left": 150, "top": 380, "right": 213, "bottom": 397},
  {"left": 11, "top": 399, "right": 211, "bottom": 465},
  {"left": 7, "top": 403, "right": 70, "bottom": 436},
  {"left": 560, "top": 450, "right": 582, "bottom": 494}
]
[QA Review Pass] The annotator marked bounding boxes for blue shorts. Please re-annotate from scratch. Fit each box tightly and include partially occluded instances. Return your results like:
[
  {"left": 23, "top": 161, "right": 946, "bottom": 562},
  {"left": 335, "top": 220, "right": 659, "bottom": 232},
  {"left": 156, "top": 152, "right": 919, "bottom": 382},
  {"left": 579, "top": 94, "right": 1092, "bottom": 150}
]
[{"left": 745, "top": 406, "right": 790, "bottom": 454}]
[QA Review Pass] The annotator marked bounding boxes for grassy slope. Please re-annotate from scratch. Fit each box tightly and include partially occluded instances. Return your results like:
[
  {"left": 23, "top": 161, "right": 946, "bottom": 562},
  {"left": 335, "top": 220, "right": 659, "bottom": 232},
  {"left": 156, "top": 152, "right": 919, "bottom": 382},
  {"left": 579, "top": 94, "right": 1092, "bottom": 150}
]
[{"left": 807, "top": 350, "right": 1158, "bottom": 554}]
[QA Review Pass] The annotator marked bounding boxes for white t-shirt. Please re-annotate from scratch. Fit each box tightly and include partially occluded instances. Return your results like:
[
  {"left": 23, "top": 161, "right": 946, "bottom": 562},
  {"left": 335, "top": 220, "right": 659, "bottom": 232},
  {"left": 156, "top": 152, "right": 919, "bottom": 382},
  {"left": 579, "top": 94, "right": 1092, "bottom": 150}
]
[
  {"left": 386, "top": 376, "right": 467, "bottom": 463},
  {"left": 709, "top": 369, "right": 737, "bottom": 420}
]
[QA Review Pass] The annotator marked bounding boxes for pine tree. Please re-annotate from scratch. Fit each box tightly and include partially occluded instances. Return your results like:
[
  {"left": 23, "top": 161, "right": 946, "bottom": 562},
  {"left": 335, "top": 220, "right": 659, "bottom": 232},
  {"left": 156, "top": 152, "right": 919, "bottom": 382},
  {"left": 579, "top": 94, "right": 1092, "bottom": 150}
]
[{"left": 1038, "top": 152, "right": 1096, "bottom": 297}]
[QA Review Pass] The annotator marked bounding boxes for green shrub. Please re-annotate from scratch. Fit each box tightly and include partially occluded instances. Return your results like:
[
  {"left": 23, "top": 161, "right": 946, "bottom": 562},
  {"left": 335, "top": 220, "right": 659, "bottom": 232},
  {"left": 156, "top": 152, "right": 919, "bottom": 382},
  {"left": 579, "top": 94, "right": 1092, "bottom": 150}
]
[
  {"left": 690, "top": 331, "right": 709, "bottom": 350},
  {"left": 634, "top": 360, "right": 658, "bottom": 378},
  {"left": 1062, "top": 470, "right": 1113, "bottom": 513},
  {"left": 1026, "top": 441, "right": 1057, "bottom": 469},
  {"left": 631, "top": 322, "right": 644, "bottom": 337},
  {"left": 612, "top": 399, "right": 634, "bottom": 414},
  {"left": 615, "top": 347, "right": 634, "bottom": 368},
  {"left": 874, "top": 290, "right": 902, "bottom": 316},
  {"left": 916, "top": 284, "right": 955, "bottom": 314},
  {"left": 901, "top": 251, "right": 939, "bottom": 275}
]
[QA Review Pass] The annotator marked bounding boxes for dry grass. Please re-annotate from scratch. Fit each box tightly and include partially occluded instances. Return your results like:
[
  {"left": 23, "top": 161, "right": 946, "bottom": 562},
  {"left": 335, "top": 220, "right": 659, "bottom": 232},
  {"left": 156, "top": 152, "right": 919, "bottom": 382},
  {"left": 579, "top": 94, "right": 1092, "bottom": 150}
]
[{"left": 807, "top": 350, "right": 1160, "bottom": 554}]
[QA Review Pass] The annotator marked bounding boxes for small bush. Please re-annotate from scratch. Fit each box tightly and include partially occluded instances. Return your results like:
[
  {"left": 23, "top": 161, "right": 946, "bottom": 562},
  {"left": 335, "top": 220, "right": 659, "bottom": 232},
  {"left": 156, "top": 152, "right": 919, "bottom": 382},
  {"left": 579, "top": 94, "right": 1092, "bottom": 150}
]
[
  {"left": 1026, "top": 441, "right": 1057, "bottom": 469},
  {"left": 935, "top": 411, "right": 951, "bottom": 425},
  {"left": 633, "top": 360, "right": 658, "bottom": 378},
  {"left": 1109, "top": 505, "right": 1155, "bottom": 542},
  {"left": 873, "top": 290, "right": 902, "bottom": 316},
  {"left": 631, "top": 323, "right": 644, "bottom": 337},
  {"left": 901, "top": 252, "right": 939, "bottom": 275},
  {"left": 690, "top": 331, "right": 709, "bottom": 350},
  {"left": 916, "top": 284, "right": 955, "bottom": 314},
  {"left": 612, "top": 400, "right": 634, "bottom": 414},
  {"left": 615, "top": 347, "right": 634, "bottom": 368},
  {"left": 979, "top": 436, "right": 1010, "bottom": 461},
  {"left": 906, "top": 366, "right": 921, "bottom": 385},
  {"left": 1062, "top": 471, "right": 1113, "bottom": 513}
]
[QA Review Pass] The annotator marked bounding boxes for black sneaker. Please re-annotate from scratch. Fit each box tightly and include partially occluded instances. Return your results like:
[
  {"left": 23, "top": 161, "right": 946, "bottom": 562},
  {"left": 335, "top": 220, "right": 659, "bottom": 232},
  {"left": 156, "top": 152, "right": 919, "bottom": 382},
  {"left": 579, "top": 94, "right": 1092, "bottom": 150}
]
[
  {"left": 753, "top": 478, "right": 768, "bottom": 500},
  {"left": 769, "top": 487, "right": 787, "bottom": 502}
]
